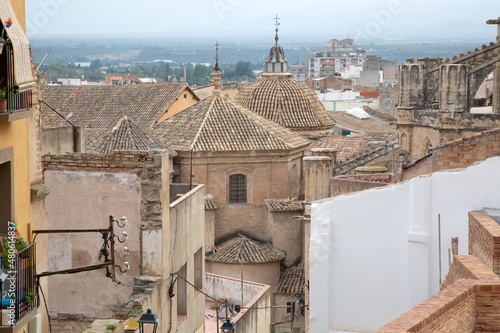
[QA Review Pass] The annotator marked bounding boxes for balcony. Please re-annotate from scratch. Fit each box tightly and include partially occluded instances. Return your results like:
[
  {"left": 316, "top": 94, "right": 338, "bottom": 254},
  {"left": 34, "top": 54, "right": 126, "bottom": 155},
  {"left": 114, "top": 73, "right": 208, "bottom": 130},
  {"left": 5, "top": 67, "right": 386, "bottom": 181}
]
[
  {"left": 0, "top": 41, "right": 33, "bottom": 123},
  {"left": 0, "top": 243, "right": 38, "bottom": 331}
]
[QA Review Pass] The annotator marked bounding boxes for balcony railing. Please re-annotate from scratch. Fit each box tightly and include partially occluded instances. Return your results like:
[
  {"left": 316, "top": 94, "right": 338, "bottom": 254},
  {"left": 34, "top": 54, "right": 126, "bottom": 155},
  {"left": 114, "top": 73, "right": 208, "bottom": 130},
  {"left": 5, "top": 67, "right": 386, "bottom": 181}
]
[
  {"left": 0, "top": 242, "right": 38, "bottom": 327},
  {"left": 4, "top": 41, "right": 33, "bottom": 113}
]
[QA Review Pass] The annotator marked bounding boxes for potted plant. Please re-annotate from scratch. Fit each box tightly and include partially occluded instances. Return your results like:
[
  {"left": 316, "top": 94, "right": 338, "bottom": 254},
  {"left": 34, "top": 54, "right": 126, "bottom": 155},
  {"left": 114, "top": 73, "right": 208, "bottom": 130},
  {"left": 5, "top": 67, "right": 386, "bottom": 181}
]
[
  {"left": 1, "top": 237, "right": 11, "bottom": 268},
  {"left": 13, "top": 225, "right": 29, "bottom": 258}
]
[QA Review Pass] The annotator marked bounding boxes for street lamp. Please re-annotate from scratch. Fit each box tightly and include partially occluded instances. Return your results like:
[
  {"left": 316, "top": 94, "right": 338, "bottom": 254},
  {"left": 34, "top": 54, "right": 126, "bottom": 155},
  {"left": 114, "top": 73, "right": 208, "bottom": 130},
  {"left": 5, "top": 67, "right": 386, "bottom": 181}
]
[
  {"left": 220, "top": 318, "right": 236, "bottom": 332},
  {"left": 137, "top": 308, "right": 160, "bottom": 333}
]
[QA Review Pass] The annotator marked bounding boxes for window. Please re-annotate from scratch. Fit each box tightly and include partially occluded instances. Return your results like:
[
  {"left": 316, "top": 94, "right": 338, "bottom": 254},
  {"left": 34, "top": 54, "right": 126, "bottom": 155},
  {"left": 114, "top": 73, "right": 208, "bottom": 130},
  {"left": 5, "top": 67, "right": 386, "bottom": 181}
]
[
  {"left": 183, "top": 94, "right": 187, "bottom": 99},
  {"left": 177, "top": 264, "right": 187, "bottom": 317},
  {"left": 229, "top": 174, "right": 247, "bottom": 204},
  {"left": 194, "top": 248, "right": 203, "bottom": 289}
]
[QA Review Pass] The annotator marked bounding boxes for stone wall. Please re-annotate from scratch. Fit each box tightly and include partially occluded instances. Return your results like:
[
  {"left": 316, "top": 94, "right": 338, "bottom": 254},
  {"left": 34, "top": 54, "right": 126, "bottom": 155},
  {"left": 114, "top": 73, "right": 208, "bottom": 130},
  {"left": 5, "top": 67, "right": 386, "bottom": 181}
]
[
  {"left": 378, "top": 279, "right": 500, "bottom": 332},
  {"left": 41, "top": 126, "right": 85, "bottom": 155},
  {"left": 402, "top": 129, "right": 500, "bottom": 179},
  {"left": 469, "top": 210, "right": 500, "bottom": 275},
  {"left": 379, "top": 85, "right": 398, "bottom": 116},
  {"left": 331, "top": 174, "right": 392, "bottom": 197},
  {"left": 397, "top": 109, "right": 500, "bottom": 162},
  {"left": 267, "top": 209, "right": 302, "bottom": 268},
  {"left": 43, "top": 150, "right": 164, "bottom": 228},
  {"left": 176, "top": 150, "right": 304, "bottom": 243},
  {"left": 377, "top": 280, "right": 478, "bottom": 333},
  {"left": 441, "top": 255, "right": 499, "bottom": 290}
]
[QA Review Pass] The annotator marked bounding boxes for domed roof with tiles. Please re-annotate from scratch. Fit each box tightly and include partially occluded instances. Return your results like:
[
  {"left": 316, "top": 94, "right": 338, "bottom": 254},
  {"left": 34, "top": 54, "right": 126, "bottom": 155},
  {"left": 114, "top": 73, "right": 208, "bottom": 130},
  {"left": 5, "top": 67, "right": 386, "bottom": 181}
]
[
  {"left": 151, "top": 95, "right": 310, "bottom": 152},
  {"left": 233, "top": 35, "right": 335, "bottom": 132}
]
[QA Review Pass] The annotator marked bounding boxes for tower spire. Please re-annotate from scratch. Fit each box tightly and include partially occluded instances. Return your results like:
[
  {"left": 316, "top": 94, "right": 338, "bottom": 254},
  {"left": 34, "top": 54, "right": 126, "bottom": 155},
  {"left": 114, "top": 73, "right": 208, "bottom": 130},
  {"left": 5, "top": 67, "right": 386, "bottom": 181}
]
[
  {"left": 274, "top": 14, "right": 280, "bottom": 45},
  {"left": 212, "top": 41, "right": 222, "bottom": 96}
]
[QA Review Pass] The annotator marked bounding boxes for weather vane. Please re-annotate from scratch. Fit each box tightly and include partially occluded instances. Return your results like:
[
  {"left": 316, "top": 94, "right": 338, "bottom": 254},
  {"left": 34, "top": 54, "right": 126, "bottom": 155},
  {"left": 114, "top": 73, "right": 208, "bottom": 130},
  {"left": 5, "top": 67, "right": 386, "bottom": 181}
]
[
  {"left": 274, "top": 14, "right": 280, "bottom": 44},
  {"left": 214, "top": 41, "right": 220, "bottom": 71}
]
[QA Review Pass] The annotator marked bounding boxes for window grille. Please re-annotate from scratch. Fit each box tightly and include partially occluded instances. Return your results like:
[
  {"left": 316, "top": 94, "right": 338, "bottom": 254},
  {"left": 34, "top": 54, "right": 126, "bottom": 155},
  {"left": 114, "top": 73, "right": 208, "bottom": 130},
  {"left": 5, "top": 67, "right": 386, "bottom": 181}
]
[{"left": 229, "top": 174, "right": 247, "bottom": 204}]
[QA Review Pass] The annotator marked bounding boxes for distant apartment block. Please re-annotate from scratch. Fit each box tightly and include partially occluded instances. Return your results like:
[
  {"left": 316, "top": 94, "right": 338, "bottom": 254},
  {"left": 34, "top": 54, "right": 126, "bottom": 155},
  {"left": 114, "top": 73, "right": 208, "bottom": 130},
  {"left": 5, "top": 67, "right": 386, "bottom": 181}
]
[
  {"left": 307, "top": 38, "right": 366, "bottom": 79},
  {"left": 307, "top": 38, "right": 397, "bottom": 87}
]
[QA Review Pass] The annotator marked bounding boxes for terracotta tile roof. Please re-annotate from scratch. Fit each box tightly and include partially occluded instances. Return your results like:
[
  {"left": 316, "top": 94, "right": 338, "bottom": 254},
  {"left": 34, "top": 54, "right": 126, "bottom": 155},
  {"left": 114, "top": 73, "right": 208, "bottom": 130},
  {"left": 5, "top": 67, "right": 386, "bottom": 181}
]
[
  {"left": 205, "top": 198, "right": 218, "bottom": 211},
  {"left": 151, "top": 96, "right": 311, "bottom": 152},
  {"left": 308, "top": 133, "right": 396, "bottom": 163},
  {"left": 207, "top": 234, "right": 286, "bottom": 264},
  {"left": 86, "top": 116, "right": 167, "bottom": 154},
  {"left": 41, "top": 84, "right": 198, "bottom": 130},
  {"left": 274, "top": 263, "right": 305, "bottom": 295},
  {"left": 265, "top": 199, "right": 304, "bottom": 212},
  {"left": 233, "top": 77, "right": 335, "bottom": 131},
  {"left": 329, "top": 111, "right": 395, "bottom": 135}
]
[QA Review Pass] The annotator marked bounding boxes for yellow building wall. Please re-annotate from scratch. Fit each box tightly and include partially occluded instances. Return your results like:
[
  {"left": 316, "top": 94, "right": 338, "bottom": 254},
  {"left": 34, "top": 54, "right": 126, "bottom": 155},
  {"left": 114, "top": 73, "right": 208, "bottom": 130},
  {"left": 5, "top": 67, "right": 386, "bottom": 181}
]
[
  {"left": 1, "top": 0, "right": 30, "bottom": 241},
  {"left": 157, "top": 89, "right": 198, "bottom": 122},
  {"left": 0, "top": 120, "right": 31, "bottom": 240},
  {"left": 10, "top": 0, "right": 26, "bottom": 32}
]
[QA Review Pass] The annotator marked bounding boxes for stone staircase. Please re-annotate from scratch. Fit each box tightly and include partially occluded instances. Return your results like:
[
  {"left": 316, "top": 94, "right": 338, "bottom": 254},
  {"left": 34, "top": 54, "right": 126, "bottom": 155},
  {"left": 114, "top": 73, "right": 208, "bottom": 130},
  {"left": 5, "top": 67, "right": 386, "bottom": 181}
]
[{"left": 332, "top": 146, "right": 392, "bottom": 176}]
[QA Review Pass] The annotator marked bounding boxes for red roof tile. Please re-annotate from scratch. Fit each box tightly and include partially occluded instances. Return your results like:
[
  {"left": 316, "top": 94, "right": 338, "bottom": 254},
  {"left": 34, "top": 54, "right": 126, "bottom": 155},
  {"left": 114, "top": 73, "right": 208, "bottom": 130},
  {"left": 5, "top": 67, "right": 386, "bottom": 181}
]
[
  {"left": 234, "top": 76, "right": 335, "bottom": 131},
  {"left": 151, "top": 96, "right": 311, "bottom": 152},
  {"left": 207, "top": 234, "right": 286, "bottom": 264}
]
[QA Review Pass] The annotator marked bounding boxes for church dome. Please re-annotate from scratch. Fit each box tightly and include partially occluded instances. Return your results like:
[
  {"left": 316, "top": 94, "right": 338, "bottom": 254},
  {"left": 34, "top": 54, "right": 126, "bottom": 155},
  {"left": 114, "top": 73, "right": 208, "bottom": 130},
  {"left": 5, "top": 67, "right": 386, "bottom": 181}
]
[
  {"left": 234, "top": 31, "right": 335, "bottom": 133},
  {"left": 233, "top": 73, "right": 335, "bottom": 133}
]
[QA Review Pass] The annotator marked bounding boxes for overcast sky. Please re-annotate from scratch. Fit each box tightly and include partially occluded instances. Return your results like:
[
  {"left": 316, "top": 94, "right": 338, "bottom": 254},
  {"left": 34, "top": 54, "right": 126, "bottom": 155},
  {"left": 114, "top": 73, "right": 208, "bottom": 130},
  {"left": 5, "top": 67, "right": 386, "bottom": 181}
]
[{"left": 25, "top": 0, "right": 500, "bottom": 40}]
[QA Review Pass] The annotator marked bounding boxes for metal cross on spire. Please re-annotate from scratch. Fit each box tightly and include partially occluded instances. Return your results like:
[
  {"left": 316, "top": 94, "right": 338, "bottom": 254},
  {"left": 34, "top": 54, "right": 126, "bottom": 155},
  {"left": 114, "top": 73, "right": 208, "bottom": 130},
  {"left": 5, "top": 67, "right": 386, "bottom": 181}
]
[
  {"left": 274, "top": 14, "right": 281, "bottom": 44},
  {"left": 214, "top": 41, "right": 220, "bottom": 71}
]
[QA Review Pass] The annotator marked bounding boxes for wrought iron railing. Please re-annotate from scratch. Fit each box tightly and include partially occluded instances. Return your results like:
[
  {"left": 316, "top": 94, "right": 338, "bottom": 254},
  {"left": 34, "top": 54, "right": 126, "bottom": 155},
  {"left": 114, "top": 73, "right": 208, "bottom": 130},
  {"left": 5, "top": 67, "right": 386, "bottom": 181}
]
[
  {"left": 0, "top": 242, "right": 38, "bottom": 327},
  {"left": 4, "top": 41, "right": 33, "bottom": 113}
]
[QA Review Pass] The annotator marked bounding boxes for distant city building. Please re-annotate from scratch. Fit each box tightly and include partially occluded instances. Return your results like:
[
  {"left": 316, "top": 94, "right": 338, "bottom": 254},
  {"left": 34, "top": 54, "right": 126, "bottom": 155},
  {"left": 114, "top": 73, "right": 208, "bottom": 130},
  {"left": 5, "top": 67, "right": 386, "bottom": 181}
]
[
  {"left": 290, "top": 64, "right": 307, "bottom": 83},
  {"left": 71, "top": 61, "right": 91, "bottom": 68},
  {"left": 104, "top": 74, "right": 141, "bottom": 85},
  {"left": 307, "top": 38, "right": 366, "bottom": 79}
]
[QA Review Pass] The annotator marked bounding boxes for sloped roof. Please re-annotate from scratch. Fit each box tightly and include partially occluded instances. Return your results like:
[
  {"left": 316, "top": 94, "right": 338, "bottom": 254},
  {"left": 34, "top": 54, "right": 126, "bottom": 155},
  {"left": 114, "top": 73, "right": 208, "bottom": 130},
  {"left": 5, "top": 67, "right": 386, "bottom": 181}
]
[
  {"left": 151, "top": 96, "right": 310, "bottom": 152},
  {"left": 308, "top": 133, "right": 396, "bottom": 163},
  {"left": 205, "top": 198, "right": 218, "bottom": 211},
  {"left": 265, "top": 199, "right": 304, "bottom": 212},
  {"left": 41, "top": 84, "right": 198, "bottom": 130},
  {"left": 207, "top": 234, "right": 286, "bottom": 264},
  {"left": 330, "top": 111, "right": 396, "bottom": 135},
  {"left": 233, "top": 77, "right": 335, "bottom": 131},
  {"left": 274, "top": 263, "right": 305, "bottom": 295},
  {"left": 86, "top": 116, "right": 167, "bottom": 154}
]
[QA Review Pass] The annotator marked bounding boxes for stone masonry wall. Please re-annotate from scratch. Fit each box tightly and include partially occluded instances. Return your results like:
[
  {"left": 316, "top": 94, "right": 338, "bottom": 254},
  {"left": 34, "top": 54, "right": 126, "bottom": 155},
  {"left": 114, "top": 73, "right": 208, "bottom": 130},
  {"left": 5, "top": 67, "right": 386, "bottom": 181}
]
[
  {"left": 469, "top": 210, "right": 500, "bottom": 275},
  {"left": 402, "top": 129, "right": 500, "bottom": 180},
  {"left": 432, "top": 129, "right": 500, "bottom": 171},
  {"left": 441, "top": 255, "right": 499, "bottom": 290},
  {"left": 331, "top": 175, "right": 391, "bottom": 197},
  {"left": 43, "top": 150, "right": 164, "bottom": 228},
  {"left": 376, "top": 280, "right": 478, "bottom": 333}
]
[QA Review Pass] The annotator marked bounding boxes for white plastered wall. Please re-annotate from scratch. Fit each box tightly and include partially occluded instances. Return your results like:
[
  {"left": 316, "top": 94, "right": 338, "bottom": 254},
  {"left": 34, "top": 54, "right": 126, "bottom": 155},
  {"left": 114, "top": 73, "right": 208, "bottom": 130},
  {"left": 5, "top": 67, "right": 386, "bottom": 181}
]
[{"left": 310, "top": 157, "right": 500, "bottom": 332}]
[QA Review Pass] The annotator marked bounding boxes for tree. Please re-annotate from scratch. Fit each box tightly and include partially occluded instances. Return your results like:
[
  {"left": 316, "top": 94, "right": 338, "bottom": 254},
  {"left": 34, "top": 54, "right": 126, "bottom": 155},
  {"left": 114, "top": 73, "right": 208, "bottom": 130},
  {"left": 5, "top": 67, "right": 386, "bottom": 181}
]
[
  {"left": 90, "top": 59, "right": 102, "bottom": 70},
  {"left": 235, "top": 61, "right": 255, "bottom": 79}
]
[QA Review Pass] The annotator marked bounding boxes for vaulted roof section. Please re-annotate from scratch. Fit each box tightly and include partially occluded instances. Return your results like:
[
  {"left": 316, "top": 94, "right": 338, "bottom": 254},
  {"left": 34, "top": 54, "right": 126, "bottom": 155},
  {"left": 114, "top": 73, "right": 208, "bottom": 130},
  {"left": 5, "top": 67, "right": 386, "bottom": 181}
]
[
  {"left": 233, "top": 77, "right": 335, "bottom": 132},
  {"left": 274, "top": 262, "right": 305, "bottom": 295},
  {"left": 86, "top": 116, "right": 167, "bottom": 154},
  {"left": 41, "top": 84, "right": 199, "bottom": 130},
  {"left": 151, "top": 96, "right": 310, "bottom": 152},
  {"left": 207, "top": 234, "right": 286, "bottom": 264}
]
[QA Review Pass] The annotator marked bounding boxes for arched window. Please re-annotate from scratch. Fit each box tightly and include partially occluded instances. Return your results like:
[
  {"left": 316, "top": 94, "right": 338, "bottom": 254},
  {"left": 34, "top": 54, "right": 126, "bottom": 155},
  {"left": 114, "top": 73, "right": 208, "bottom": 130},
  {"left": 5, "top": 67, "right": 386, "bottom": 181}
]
[{"left": 229, "top": 174, "right": 247, "bottom": 204}]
